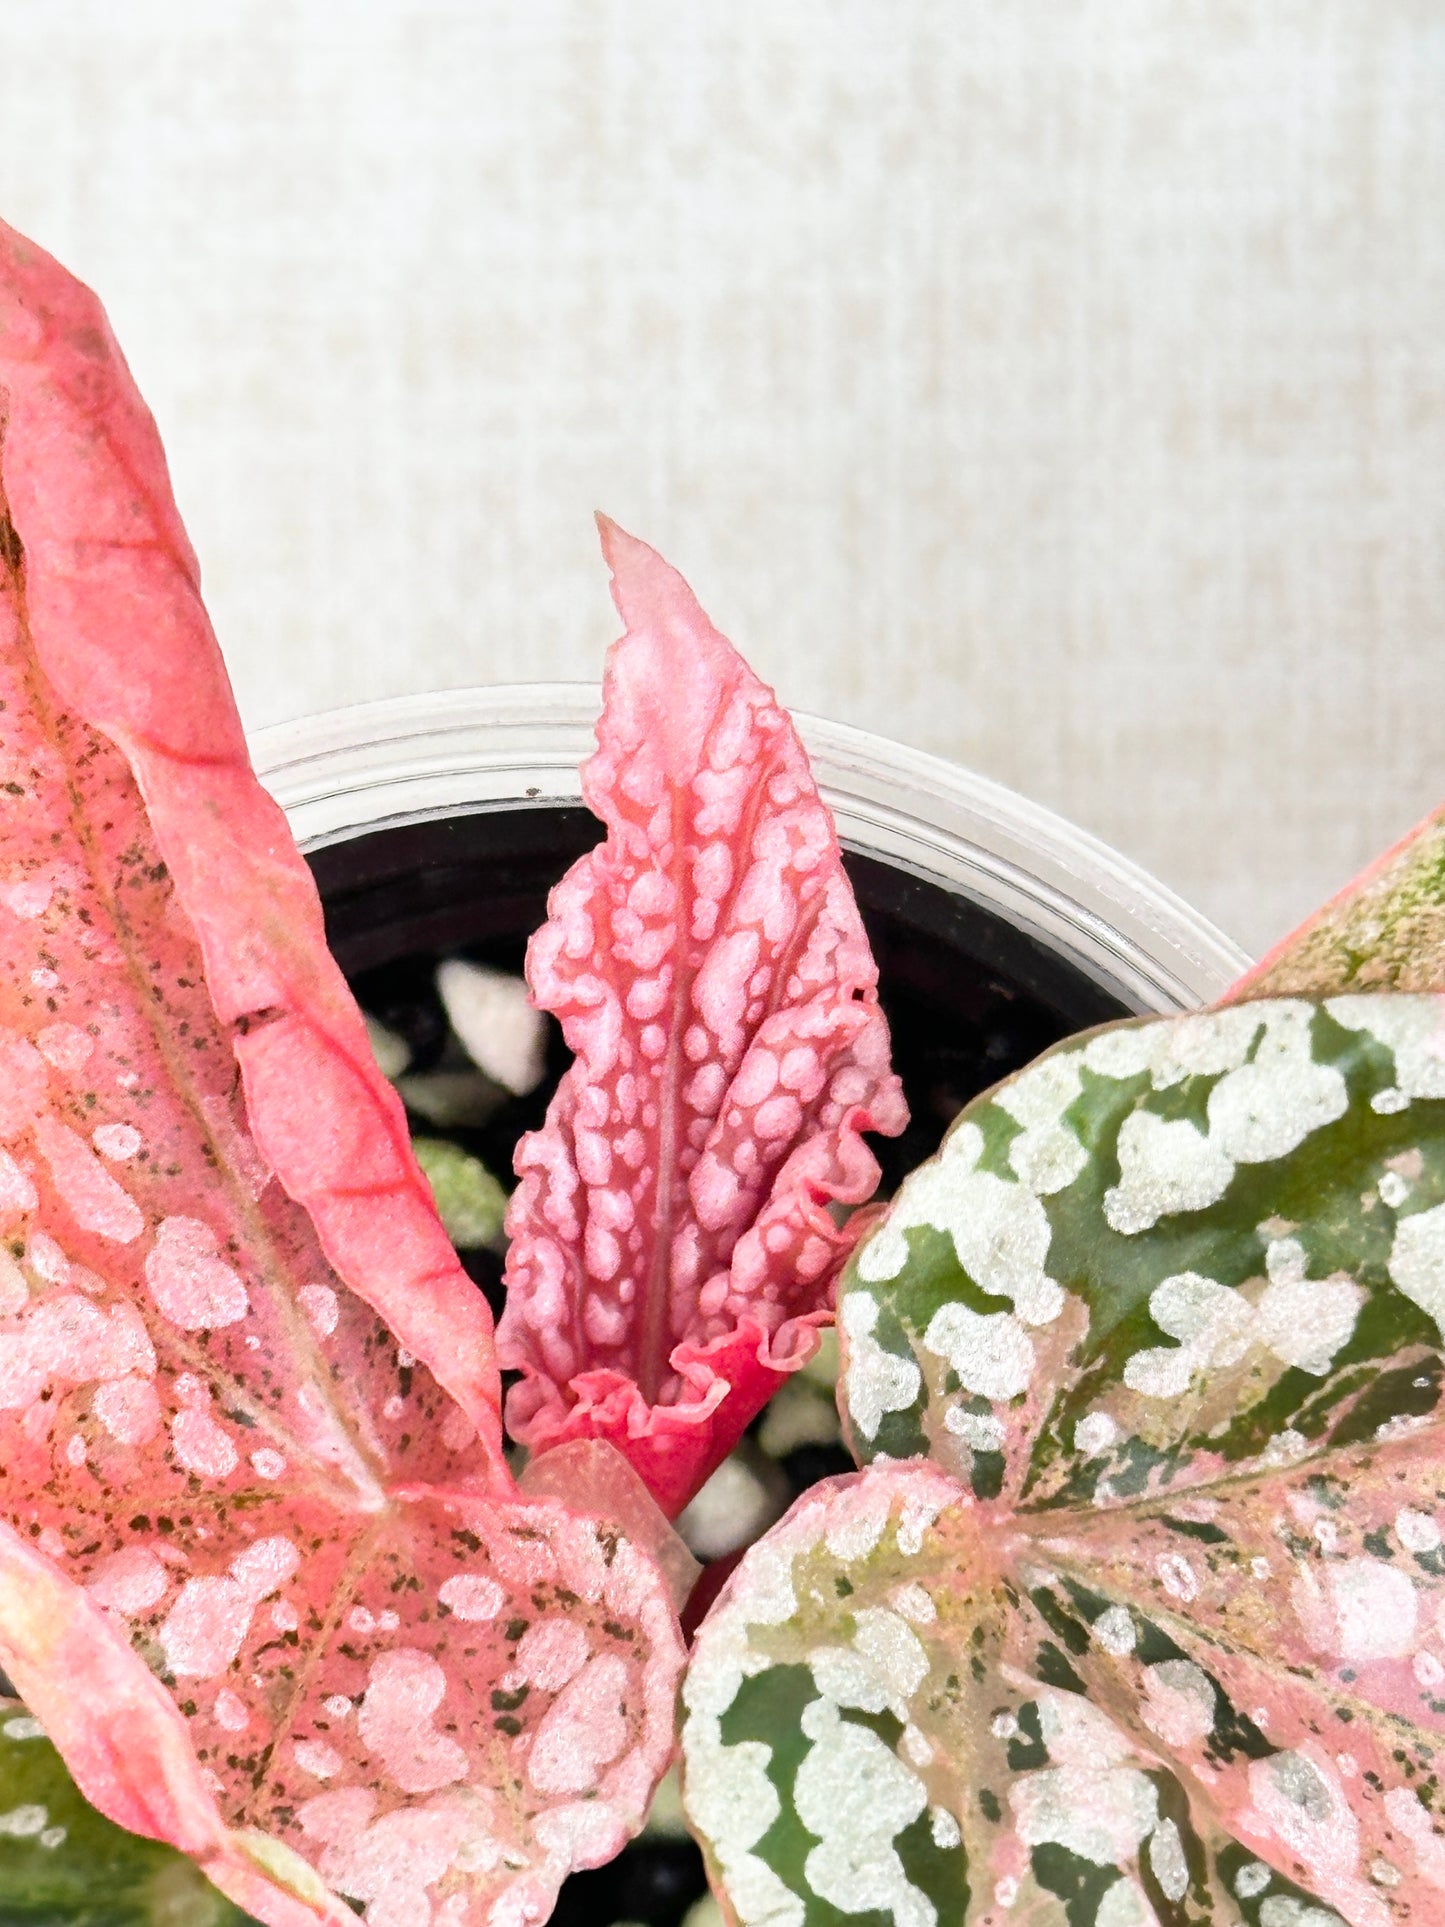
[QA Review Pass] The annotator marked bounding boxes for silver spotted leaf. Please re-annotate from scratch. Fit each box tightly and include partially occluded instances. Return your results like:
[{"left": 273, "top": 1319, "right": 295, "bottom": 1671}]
[
  {"left": 681, "top": 996, "right": 1445, "bottom": 1924},
  {"left": 838, "top": 995, "right": 1445, "bottom": 1510},
  {"left": 681, "top": 1465, "right": 1363, "bottom": 1927}
]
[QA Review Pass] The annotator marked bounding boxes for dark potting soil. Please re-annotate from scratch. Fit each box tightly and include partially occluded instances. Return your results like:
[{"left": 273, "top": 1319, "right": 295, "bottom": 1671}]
[
  {"left": 308, "top": 803, "right": 1135, "bottom": 1927},
  {"left": 313, "top": 804, "right": 1131, "bottom": 1202}
]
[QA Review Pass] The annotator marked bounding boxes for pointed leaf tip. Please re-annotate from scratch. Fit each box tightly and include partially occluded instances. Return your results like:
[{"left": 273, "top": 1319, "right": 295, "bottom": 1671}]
[
  {"left": 594, "top": 512, "right": 652, "bottom": 616},
  {"left": 499, "top": 533, "right": 907, "bottom": 1516},
  {"left": 594, "top": 510, "right": 651, "bottom": 582}
]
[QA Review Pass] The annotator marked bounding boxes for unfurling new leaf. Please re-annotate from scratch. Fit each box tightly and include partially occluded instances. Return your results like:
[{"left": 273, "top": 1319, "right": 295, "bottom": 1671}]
[{"left": 499, "top": 521, "right": 907, "bottom": 1517}]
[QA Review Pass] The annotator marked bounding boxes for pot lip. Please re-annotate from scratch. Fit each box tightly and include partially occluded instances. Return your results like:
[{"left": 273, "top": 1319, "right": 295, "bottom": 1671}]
[{"left": 249, "top": 684, "right": 1252, "bottom": 1017}]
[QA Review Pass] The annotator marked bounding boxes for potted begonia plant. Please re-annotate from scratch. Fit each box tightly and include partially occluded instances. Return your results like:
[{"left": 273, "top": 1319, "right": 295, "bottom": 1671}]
[
  {"left": 249, "top": 687, "right": 1242, "bottom": 1927},
  {"left": 1, "top": 214, "right": 1443, "bottom": 1927}
]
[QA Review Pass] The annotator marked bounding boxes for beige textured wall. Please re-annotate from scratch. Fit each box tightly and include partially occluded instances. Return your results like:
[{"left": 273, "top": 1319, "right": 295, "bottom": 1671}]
[{"left": 3, "top": 2, "right": 1443, "bottom": 959}]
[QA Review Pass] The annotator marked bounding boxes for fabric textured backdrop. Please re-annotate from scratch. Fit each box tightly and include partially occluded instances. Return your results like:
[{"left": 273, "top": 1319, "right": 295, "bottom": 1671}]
[{"left": 3, "top": 1, "right": 1442, "bottom": 960}]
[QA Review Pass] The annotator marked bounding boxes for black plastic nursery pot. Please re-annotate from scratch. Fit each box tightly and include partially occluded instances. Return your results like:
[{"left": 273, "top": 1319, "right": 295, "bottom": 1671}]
[{"left": 255, "top": 687, "right": 1248, "bottom": 1927}]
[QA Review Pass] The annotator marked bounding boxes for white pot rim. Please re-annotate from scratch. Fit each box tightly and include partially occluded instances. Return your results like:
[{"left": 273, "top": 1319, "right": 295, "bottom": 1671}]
[{"left": 249, "top": 684, "right": 1251, "bottom": 1017}]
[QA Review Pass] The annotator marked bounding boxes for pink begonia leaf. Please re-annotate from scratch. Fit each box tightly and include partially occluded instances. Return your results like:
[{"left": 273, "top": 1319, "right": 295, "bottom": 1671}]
[
  {"left": 0, "top": 219, "right": 684, "bottom": 1924},
  {"left": 0, "top": 225, "right": 502, "bottom": 1463},
  {"left": 1225, "top": 800, "right": 1445, "bottom": 1001},
  {"left": 497, "top": 520, "right": 908, "bottom": 1517}
]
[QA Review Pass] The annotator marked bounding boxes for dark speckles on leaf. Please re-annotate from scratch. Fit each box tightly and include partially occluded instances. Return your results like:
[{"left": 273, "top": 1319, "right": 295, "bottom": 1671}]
[
  {"left": 1206, "top": 1690, "right": 1275, "bottom": 1765},
  {"left": 1005, "top": 1702, "right": 1048, "bottom": 1771},
  {"left": 1031, "top": 1844, "right": 1126, "bottom": 1927},
  {"left": 1158, "top": 1514, "right": 1229, "bottom": 1545},
  {"left": 1029, "top": 1588, "right": 1090, "bottom": 1656},
  {"left": 1034, "top": 1642, "right": 1087, "bottom": 1694},
  {"left": 971, "top": 1450, "right": 1006, "bottom": 1500}
]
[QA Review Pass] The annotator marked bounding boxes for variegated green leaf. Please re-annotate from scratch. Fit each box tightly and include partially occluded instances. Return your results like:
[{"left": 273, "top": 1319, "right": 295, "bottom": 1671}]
[
  {"left": 673, "top": 992, "right": 1445, "bottom": 1922},
  {"left": 0, "top": 1697, "right": 259, "bottom": 1924},
  {"left": 839, "top": 995, "right": 1445, "bottom": 1513},
  {"left": 681, "top": 1467, "right": 1360, "bottom": 1926}
]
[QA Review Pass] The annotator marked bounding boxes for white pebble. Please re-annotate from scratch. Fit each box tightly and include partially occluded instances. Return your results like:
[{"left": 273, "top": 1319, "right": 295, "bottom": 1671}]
[
  {"left": 677, "top": 1451, "right": 787, "bottom": 1561},
  {"left": 437, "top": 959, "right": 547, "bottom": 1096}
]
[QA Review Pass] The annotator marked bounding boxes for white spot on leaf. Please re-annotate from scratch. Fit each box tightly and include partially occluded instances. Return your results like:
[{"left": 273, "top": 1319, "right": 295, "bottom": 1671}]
[
  {"left": 527, "top": 1653, "right": 630, "bottom": 1795},
  {"left": 145, "top": 1217, "right": 248, "bottom": 1329},
  {"left": 294, "top": 1739, "right": 343, "bottom": 1781},
  {"left": 298, "top": 1283, "right": 339, "bottom": 1337},
  {"left": 1140, "top": 1660, "right": 1216, "bottom": 1745},
  {"left": 35, "top": 1117, "right": 143, "bottom": 1244},
  {"left": 1105, "top": 1112, "right": 1235, "bottom": 1235},
  {"left": 438, "top": 1574, "right": 505, "bottom": 1623},
  {"left": 1074, "top": 1411, "right": 1119, "bottom": 1457},
  {"left": 92, "top": 1123, "right": 141, "bottom": 1162},
  {"left": 794, "top": 1696, "right": 932, "bottom": 1927},
  {"left": 357, "top": 1649, "right": 468, "bottom": 1795},
  {"left": 171, "top": 1402, "right": 240, "bottom": 1480},
  {"left": 1390, "top": 1202, "right": 1445, "bottom": 1337},
  {"left": 516, "top": 1618, "right": 591, "bottom": 1694},
  {"left": 86, "top": 1546, "right": 168, "bottom": 1615},
  {"left": 1328, "top": 1558, "right": 1418, "bottom": 1661},
  {"left": 840, "top": 1292, "right": 920, "bottom": 1442},
  {"left": 923, "top": 1302, "right": 1034, "bottom": 1401},
  {"left": 157, "top": 1538, "right": 298, "bottom": 1678}
]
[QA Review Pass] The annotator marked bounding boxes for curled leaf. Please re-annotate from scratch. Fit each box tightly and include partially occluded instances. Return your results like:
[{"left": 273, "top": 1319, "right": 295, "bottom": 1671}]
[
  {"left": 0, "top": 219, "right": 685, "bottom": 1926},
  {"left": 498, "top": 520, "right": 907, "bottom": 1516}
]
